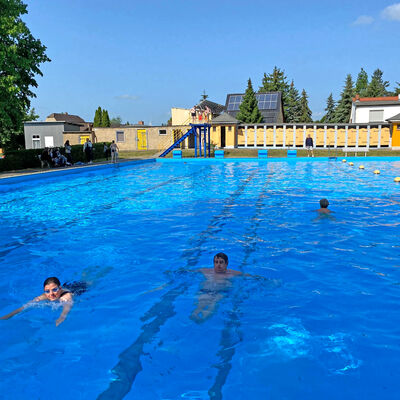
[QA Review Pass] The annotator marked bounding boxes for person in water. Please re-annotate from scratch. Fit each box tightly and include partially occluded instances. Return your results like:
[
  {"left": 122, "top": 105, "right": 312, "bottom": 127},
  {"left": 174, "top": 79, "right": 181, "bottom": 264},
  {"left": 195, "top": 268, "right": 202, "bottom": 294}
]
[
  {"left": 190, "top": 252, "right": 245, "bottom": 323},
  {"left": 317, "top": 198, "right": 332, "bottom": 214},
  {"left": 0, "top": 277, "right": 81, "bottom": 326}
]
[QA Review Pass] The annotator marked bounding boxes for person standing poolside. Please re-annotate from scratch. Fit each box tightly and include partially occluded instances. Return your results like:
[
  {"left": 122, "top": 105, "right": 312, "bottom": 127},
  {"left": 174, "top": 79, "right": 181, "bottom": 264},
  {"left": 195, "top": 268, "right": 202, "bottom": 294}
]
[
  {"left": 103, "top": 142, "right": 109, "bottom": 161},
  {"left": 110, "top": 140, "right": 119, "bottom": 163},
  {"left": 317, "top": 198, "right": 332, "bottom": 214},
  {"left": 83, "top": 138, "right": 93, "bottom": 164},
  {"left": 305, "top": 134, "right": 314, "bottom": 157},
  {"left": 0, "top": 277, "right": 74, "bottom": 326},
  {"left": 64, "top": 140, "right": 72, "bottom": 164}
]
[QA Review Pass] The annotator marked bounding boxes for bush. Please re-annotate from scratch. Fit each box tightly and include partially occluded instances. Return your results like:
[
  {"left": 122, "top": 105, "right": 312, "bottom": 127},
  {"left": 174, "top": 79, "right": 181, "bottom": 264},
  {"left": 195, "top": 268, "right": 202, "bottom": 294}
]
[{"left": 0, "top": 143, "right": 108, "bottom": 172}]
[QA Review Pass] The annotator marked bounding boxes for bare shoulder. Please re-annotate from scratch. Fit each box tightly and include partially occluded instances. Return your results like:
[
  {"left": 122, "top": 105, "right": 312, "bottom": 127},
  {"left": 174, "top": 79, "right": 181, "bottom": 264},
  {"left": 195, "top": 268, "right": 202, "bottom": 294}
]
[
  {"left": 60, "top": 292, "right": 73, "bottom": 302},
  {"left": 227, "top": 269, "right": 242, "bottom": 276}
]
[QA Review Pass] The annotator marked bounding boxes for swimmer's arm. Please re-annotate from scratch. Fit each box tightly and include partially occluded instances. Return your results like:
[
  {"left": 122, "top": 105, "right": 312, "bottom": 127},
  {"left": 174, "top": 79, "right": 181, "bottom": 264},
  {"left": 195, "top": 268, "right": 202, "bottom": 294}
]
[
  {"left": 0, "top": 295, "right": 45, "bottom": 320},
  {"left": 56, "top": 294, "right": 73, "bottom": 326}
]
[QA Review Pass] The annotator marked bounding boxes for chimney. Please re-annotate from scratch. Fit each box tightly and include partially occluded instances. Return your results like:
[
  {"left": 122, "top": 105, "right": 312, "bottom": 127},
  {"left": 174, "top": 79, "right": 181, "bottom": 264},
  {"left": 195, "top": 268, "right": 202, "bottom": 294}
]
[
  {"left": 355, "top": 94, "right": 360, "bottom": 101},
  {"left": 138, "top": 120, "right": 144, "bottom": 125}
]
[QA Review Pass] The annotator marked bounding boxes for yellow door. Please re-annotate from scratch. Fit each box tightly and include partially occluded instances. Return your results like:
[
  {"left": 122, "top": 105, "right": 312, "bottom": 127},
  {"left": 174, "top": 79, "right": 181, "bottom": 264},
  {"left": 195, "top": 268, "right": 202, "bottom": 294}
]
[
  {"left": 392, "top": 123, "right": 400, "bottom": 147},
  {"left": 137, "top": 129, "right": 147, "bottom": 150},
  {"left": 80, "top": 135, "right": 90, "bottom": 144}
]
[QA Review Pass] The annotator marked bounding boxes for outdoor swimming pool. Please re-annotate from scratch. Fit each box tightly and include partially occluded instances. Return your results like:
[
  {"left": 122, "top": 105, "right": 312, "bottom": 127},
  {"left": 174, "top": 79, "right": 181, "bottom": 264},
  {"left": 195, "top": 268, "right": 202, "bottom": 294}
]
[{"left": 0, "top": 158, "right": 399, "bottom": 400}]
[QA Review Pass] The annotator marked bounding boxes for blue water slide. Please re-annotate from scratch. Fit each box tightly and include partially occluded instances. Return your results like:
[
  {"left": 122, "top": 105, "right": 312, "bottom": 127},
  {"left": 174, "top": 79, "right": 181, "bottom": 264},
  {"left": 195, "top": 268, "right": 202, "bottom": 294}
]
[{"left": 159, "top": 128, "right": 195, "bottom": 158}]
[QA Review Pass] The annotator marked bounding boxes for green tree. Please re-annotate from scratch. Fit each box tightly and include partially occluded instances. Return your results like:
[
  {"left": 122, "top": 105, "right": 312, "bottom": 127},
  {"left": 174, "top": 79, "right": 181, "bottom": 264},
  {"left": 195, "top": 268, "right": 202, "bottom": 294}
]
[
  {"left": 236, "top": 78, "right": 263, "bottom": 123},
  {"left": 366, "top": 69, "right": 390, "bottom": 97},
  {"left": 110, "top": 116, "right": 122, "bottom": 126},
  {"left": 259, "top": 66, "right": 290, "bottom": 112},
  {"left": 101, "top": 109, "right": 111, "bottom": 127},
  {"left": 394, "top": 82, "right": 400, "bottom": 96},
  {"left": 298, "top": 89, "right": 313, "bottom": 123},
  {"left": 93, "top": 107, "right": 102, "bottom": 127},
  {"left": 334, "top": 74, "right": 354, "bottom": 123},
  {"left": 324, "top": 93, "right": 336, "bottom": 123},
  {"left": 285, "top": 81, "right": 301, "bottom": 123},
  {"left": 355, "top": 68, "right": 369, "bottom": 97},
  {"left": 0, "top": 0, "right": 50, "bottom": 148}
]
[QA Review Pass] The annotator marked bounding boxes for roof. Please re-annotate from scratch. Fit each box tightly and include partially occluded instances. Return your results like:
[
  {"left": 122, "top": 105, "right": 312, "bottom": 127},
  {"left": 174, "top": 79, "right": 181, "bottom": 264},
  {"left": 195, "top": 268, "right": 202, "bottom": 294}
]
[
  {"left": 225, "top": 91, "right": 283, "bottom": 123},
  {"left": 352, "top": 95, "right": 400, "bottom": 107},
  {"left": 46, "top": 113, "right": 86, "bottom": 124},
  {"left": 211, "top": 112, "right": 239, "bottom": 124},
  {"left": 386, "top": 112, "right": 400, "bottom": 122},
  {"left": 196, "top": 99, "right": 225, "bottom": 115}
]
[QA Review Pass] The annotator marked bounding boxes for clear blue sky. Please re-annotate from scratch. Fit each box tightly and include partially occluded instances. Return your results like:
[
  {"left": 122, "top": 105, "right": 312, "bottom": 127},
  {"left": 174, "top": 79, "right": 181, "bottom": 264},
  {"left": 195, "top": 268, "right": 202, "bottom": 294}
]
[{"left": 24, "top": 0, "right": 400, "bottom": 124}]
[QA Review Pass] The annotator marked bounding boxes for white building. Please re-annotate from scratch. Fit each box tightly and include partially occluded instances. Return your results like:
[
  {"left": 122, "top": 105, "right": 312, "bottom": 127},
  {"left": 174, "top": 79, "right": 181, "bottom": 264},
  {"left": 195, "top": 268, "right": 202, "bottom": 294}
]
[{"left": 350, "top": 95, "right": 400, "bottom": 124}]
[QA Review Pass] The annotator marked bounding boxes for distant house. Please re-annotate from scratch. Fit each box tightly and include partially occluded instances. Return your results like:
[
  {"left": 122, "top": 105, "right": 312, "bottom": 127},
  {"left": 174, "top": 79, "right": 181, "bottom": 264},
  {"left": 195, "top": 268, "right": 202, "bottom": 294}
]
[
  {"left": 24, "top": 113, "right": 93, "bottom": 149},
  {"left": 350, "top": 95, "right": 400, "bottom": 124},
  {"left": 171, "top": 99, "right": 225, "bottom": 126}
]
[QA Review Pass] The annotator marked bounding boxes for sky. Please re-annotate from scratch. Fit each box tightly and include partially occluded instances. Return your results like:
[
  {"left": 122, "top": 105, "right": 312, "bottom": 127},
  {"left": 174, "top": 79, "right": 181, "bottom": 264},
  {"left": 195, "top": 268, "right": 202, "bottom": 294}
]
[{"left": 24, "top": 0, "right": 400, "bottom": 124}]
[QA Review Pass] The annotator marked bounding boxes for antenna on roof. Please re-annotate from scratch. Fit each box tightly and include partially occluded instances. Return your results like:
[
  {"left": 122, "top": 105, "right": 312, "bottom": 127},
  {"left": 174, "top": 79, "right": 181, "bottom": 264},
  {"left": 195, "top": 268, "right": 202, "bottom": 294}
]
[{"left": 200, "top": 90, "right": 208, "bottom": 102}]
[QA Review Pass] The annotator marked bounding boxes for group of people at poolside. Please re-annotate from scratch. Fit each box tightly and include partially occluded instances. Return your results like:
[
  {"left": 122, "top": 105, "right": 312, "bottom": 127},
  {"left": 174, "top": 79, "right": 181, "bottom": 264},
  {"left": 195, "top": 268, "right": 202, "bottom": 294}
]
[{"left": 40, "top": 139, "right": 120, "bottom": 168}]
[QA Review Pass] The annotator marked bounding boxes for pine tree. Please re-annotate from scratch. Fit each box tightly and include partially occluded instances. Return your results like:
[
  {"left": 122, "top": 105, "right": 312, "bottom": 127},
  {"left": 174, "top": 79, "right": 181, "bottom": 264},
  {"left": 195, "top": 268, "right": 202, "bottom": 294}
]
[
  {"left": 236, "top": 78, "right": 263, "bottom": 123},
  {"left": 324, "top": 93, "right": 336, "bottom": 123},
  {"left": 334, "top": 74, "right": 354, "bottom": 123},
  {"left": 298, "top": 89, "right": 313, "bottom": 123},
  {"left": 355, "top": 68, "right": 369, "bottom": 97},
  {"left": 394, "top": 82, "right": 400, "bottom": 96},
  {"left": 102, "top": 109, "right": 111, "bottom": 127},
  {"left": 285, "top": 81, "right": 301, "bottom": 123},
  {"left": 259, "top": 66, "right": 290, "bottom": 112},
  {"left": 366, "top": 69, "right": 390, "bottom": 97},
  {"left": 94, "top": 106, "right": 102, "bottom": 127}
]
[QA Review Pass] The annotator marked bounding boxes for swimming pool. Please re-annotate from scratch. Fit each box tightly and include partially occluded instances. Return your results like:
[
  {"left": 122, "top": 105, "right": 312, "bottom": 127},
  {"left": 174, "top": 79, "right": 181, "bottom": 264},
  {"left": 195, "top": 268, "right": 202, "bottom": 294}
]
[{"left": 0, "top": 158, "right": 399, "bottom": 400}]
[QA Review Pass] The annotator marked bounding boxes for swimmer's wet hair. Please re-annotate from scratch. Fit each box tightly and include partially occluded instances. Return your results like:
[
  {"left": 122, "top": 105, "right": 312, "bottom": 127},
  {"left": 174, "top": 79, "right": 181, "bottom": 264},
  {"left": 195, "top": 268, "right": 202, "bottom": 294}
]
[
  {"left": 214, "top": 252, "right": 228, "bottom": 264},
  {"left": 320, "top": 198, "right": 329, "bottom": 208},
  {"left": 43, "top": 277, "right": 61, "bottom": 287}
]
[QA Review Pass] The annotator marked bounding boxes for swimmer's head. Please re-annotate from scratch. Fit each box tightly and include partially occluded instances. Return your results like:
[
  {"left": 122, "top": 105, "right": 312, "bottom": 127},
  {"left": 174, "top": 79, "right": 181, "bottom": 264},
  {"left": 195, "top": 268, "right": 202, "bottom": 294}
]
[
  {"left": 214, "top": 252, "right": 228, "bottom": 273},
  {"left": 319, "top": 198, "right": 329, "bottom": 208},
  {"left": 43, "top": 277, "right": 62, "bottom": 301}
]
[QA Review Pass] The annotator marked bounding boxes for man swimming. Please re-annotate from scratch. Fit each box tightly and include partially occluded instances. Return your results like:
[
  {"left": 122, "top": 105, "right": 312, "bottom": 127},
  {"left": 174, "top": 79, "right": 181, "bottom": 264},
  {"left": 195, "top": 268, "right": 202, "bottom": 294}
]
[
  {"left": 0, "top": 277, "right": 74, "bottom": 326},
  {"left": 316, "top": 198, "right": 332, "bottom": 214},
  {"left": 190, "top": 253, "right": 244, "bottom": 322}
]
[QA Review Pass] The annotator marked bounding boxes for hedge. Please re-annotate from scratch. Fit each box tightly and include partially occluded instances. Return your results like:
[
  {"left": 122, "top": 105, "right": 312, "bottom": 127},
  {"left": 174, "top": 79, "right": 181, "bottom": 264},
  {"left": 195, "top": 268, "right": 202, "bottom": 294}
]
[{"left": 0, "top": 143, "right": 108, "bottom": 172}]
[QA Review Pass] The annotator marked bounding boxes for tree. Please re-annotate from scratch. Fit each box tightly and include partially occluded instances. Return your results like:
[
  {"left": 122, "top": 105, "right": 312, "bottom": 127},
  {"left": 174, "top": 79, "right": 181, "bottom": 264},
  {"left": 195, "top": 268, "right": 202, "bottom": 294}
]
[
  {"left": 110, "top": 116, "right": 122, "bottom": 126},
  {"left": 285, "top": 81, "right": 301, "bottom": 123},
  {"left": 394, "top": 82, "right": 400, "bottom": 96},
  {"left": 334, "top": 74, "right": 354, "bottom": 123},
  {"left": 298, "top": 89, "right": 313, "bottom": 123},
  {"left": 366, "top": 69, "right": 390, "bottom": 97},
  {"left": 323, "top": 93, "right": 336, "bottom": 123},
  {"left": 93, "top": 106, "right": 102, "bottom": 127},
  {"left": 0, "top": 0, "right": 50, "bottom": 148},
  {"left": 101, "top": 109, "right": 110, "bottom": 127},
  {"left": 236, "top": 78, "right": 263, "bottom": 123},
  {"left": 355, "top": 68, "right": 369, "bottom": 97},
  {"left": 259, "top": 66, "right": 290, "bottom": 114}
]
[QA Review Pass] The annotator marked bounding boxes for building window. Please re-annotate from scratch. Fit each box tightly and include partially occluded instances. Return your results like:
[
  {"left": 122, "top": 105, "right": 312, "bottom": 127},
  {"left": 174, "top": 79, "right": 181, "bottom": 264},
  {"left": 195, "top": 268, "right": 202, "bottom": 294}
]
[
  {"left": 159, "top": 129, "right": 167, "bottom": 135},
  {"left": 44, "top": 136, "right": 54, "bottom": 147},
  {"left": 369, "top": 110, "right": 384, "bottom": 122},
  {"left": 32, "top": 135, "right": 41, "bottom": 149},
  {"left": 116, "top": 131, "right": 125, "bottom": 142}
]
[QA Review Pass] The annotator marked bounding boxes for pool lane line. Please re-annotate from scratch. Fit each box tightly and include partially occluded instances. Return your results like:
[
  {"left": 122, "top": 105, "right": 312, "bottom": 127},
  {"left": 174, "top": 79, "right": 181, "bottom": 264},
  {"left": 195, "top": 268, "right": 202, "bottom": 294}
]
[
  {"left": 96, "top": 169, "right": 260, "bottom": 400},
  {"left": 208, "top": 175, "right": 272, "bottom": 400}
]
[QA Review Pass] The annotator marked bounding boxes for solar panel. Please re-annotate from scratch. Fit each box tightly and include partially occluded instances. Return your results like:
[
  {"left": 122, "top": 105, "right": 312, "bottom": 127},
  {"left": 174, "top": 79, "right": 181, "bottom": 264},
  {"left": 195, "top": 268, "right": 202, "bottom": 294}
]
[{"left": 227, "top": 93, "right": 279, "bottom": 111}]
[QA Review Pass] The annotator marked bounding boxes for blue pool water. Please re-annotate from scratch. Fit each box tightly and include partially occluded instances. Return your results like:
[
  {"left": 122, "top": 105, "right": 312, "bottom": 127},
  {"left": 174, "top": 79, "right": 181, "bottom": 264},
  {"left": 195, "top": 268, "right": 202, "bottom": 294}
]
[{"left": 0, "top": 158, "right": 400, "bottom": 400}]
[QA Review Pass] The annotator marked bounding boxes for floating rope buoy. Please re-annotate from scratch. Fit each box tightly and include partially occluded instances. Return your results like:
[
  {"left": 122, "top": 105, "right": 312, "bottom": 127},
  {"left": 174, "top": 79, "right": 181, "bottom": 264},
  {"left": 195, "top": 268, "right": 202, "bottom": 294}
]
[
  {"left": 348, "top": 162, "right": 354, "bottom": 166},
  {"left": 394, "top": 177, "right": 400, "bottom": 182},
  {"left": 359, "top": 165, "right": 365, "bottom": 169},
  {"left": 374, "top": 170, "right": 380, "bottom": 174},
  {"left": 342, "top": 159, "right": 347, "bottom": 163}
]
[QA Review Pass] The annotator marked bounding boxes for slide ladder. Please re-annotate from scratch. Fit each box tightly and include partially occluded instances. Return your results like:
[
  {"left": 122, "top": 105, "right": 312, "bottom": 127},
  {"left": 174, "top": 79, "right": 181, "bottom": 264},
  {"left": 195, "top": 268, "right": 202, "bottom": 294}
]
[{"left": 159, "top": 127, "right": 195, "bottom": 158}]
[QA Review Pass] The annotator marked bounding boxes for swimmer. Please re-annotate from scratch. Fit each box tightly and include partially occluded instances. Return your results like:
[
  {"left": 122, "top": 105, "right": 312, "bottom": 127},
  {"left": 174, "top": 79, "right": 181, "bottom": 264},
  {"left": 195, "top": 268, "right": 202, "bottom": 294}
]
[
  {"left": 316, "top": 198, "right": 332, "bottom": 214},
  {"left": 0, "top": 277, "right": 75, "bottom": 326},
  {"left": 190, "top": 253, "right": 246, "bottom": 323}
]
